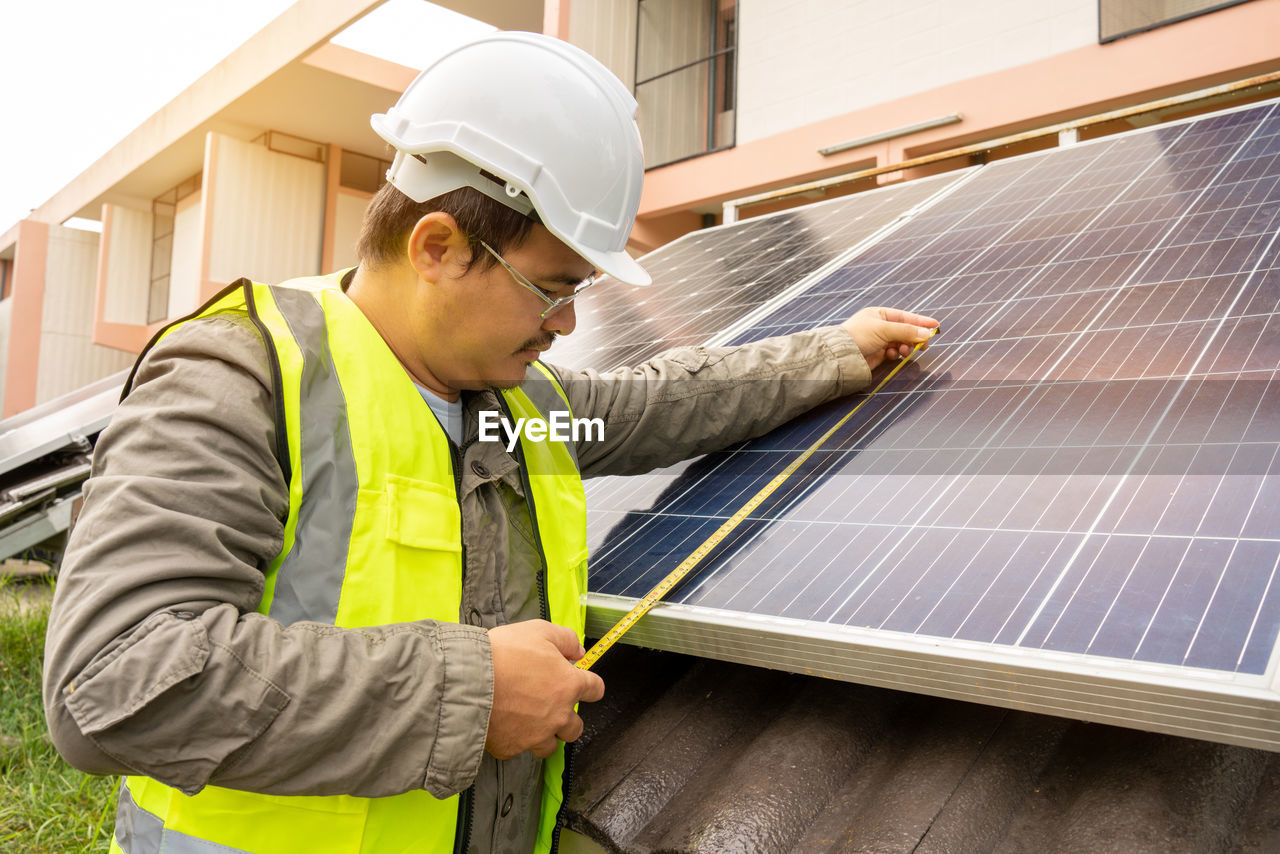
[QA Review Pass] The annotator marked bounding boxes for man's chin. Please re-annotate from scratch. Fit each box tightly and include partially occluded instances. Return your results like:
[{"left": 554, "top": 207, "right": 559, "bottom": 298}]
[
  {"left": 484, "top": 361, "right": 534, "bottom": 391},
  {"left": 449, "top": 357, "right": 536, "bottom": 393},
  {"left": 440, "top": 373, "right": 524, "bottom": 393}
]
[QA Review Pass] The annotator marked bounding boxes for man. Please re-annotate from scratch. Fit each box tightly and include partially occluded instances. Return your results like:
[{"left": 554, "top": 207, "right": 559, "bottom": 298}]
[{"left": 43, "top": 32, "right": 936, "bottom": 853}]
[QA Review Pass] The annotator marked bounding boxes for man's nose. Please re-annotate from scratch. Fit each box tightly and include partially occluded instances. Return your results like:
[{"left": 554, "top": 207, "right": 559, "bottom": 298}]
[{"left": 542, "top": 300, "right": 576, "bottom": 337}]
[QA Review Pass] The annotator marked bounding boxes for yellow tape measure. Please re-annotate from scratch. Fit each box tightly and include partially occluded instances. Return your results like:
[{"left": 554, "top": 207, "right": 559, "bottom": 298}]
[{"left": 577, "top": 327, "right": 939, "bottom": 670}]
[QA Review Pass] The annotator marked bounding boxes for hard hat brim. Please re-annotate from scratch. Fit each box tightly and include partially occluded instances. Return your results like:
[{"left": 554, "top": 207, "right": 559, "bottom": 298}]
[{"left": 576, "top": 244, "right": 651, "bottom": 287}]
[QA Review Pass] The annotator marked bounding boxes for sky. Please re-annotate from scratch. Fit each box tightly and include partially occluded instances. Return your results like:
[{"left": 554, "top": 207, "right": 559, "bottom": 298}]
[{"left": 0, "top": 0, "right": 494, "bottom": 234}]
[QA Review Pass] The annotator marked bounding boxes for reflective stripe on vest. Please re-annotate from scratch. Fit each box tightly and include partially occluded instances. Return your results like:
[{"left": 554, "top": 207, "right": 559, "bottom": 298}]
[
  {"left": 112, "top": 781, "right": 250, "bottom": 854},
  {"left": 267, "top": 284, "right": 357, "bottom": 626},
  {"left": 116, "top": 274, "right": 588, "bottom": 853}
]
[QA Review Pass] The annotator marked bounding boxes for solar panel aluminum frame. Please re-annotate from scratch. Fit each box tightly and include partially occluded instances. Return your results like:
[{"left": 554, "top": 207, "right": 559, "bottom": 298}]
[
  {"left": 0, "top": 492, "right": 78, "bottom": 561},
  {"left": 0, "top": 372, "right": 124, "bottom": 475},
  {"left": 585, "top": 593, "right": 1280, "bottom": 751}
]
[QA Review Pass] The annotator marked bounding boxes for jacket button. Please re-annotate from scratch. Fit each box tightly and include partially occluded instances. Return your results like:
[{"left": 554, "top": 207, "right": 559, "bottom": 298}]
[
  {"left": 501, "top": 794, "right": 514, "bottom": 817},
  {"left": 171, "top": 610, "right": 196, "bottom": 621},
  {"left": 468, "top": 608, "right": 484, "bottom": 626},
  {"left": 470, "top": 460, "right": 490, "bottom": 479}
]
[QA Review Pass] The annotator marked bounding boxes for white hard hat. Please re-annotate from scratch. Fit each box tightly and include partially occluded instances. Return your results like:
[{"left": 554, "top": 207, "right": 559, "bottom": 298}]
[{"left": 371, "top": 31, "right": 651, "bottom": 286}]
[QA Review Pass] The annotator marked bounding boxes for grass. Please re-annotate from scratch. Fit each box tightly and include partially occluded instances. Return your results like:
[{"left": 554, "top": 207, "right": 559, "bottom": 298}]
[{"left": 0, "top": 578, "right": 116, "bottom": 852}]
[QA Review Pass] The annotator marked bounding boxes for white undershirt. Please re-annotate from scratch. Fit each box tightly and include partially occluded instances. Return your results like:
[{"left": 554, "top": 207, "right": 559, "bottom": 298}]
[{"left": 416, "top": 384, "right": 464, "bottom": 445}]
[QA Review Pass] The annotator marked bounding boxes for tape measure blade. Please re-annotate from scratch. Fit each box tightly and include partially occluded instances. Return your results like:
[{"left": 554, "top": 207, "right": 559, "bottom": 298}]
[{"left": 577, "top": 333, "right": 935, "bottom": 671}]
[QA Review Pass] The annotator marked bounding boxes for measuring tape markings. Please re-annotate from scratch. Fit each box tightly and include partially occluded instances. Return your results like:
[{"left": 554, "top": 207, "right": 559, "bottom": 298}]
[{"left": 577, "top": 327, "right": 940, "bottom": 671}]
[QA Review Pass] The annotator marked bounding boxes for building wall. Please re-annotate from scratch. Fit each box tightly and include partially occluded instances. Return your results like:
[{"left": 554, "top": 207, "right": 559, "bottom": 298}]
[
  {"left": 101, "top": 204, "right": 154, "bottom": 326},
  {"left": 36, "top": 226, "right": 134, "bottom": 404},
  {"left": 568, "top": 0, "right": 637, "bottom": 89},
  {"left": 568, "top": 0, "right": 1099, "bottom": 152},
  {"left": 0, "top": 297, "right": 10, "bottom": 407},
  {"left": 206, "top": 133, "right": 325, "bottom": 287},
  {"left": 734, "top": 0, "right": 1097, "bottom": 145},
  {"left": 636, "top": 0, "right": 1280, "bottom": 220},
  {"left": 3, "top": 220, "right": 47, "bottom": 416},
  {"left": 332, "top": 190, "right": 370, "bottom": 271},
  {"left": 169, "top": 191, "right": 204, "bottom": 319}
]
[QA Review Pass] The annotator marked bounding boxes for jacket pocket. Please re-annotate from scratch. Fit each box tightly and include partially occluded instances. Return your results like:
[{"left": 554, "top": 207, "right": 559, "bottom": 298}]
[
  {"left": 342, "top": 474, "right": 464, "bottom": 626},
  {"left": 63, "top": 609, "right": 290, "bottom": 793},
  {"left": 384, "top": 473, "right": 462, "bottom": 552},
  {"left": 65, "top": 611, "right": 210, "bottom": 735}
]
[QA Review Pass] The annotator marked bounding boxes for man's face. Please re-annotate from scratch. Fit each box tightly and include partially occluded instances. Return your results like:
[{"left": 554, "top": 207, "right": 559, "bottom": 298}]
[{"left": 428, "top": 224, "right": 595, "bottom": 393}]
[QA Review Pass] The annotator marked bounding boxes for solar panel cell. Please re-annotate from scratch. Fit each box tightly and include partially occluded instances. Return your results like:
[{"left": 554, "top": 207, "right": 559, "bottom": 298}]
[{"left": 1183, "top": 540, "right": 1280, "bottom": 671}]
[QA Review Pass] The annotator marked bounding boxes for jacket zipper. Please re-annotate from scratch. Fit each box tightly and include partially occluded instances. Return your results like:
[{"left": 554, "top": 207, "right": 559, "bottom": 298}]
[
  {"left": 453, "top": 785, "right": 474, "bottom": 854},
  {"left": 496, "top": 397, "right": 572, "bottom": 853},
  {"left": 496, "top": 397, "right": 552, "bottom": 623},
  {"left": 450, "top": 437, "right": 476, "bottom": 854},
  {"left": 550, "top": 740, "right": 575, "bottom": 854}
]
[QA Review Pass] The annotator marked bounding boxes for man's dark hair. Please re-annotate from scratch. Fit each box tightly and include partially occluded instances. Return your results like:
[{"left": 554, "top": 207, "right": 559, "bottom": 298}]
[{"left": 356, "top": 183, "right": 536, "bottom": 271}]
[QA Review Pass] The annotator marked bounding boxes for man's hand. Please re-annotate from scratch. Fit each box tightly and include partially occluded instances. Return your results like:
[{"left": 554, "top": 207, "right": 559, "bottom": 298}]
[
  {"left": 840, "top": 307, "right": 940, "bottom": 371},
  {"left": 486, "top": 620, "right": 605, "bottom": 759}
]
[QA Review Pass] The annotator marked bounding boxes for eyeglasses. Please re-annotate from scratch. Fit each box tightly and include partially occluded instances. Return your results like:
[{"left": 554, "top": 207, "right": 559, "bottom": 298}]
[{"left": 479, "top": 240, "right": 600, "bottom": 319}]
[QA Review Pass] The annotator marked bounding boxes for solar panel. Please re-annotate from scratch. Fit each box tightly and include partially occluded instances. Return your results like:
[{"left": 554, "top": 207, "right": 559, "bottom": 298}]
[
  {"left": 0, "top": 370, "right": 124, "bottom": 474},
  {"left": 545, "top": 170, "right": 970, "bottom": 370},
  {"left": 580, "top": 98, "right": 1280, "bottom": 750}
]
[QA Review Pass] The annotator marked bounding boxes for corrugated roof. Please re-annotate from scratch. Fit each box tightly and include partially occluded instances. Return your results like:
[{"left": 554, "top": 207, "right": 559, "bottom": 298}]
[{"left": 567, "top": 645, "right": 1280, "bottom": 853}]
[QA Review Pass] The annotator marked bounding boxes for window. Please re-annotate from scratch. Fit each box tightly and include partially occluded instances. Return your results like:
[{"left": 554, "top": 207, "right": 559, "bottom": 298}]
[
  {"left": 634, "top": 0, "right": 737, "bottom": 168},
  {"left": 0, "top": 257, "right": 11, "bottom": 300},
  {"left": 339, "top": 149, "right": 391, "bottom": 194},
  {"left": 1099, "top": 0, "right": 1255, "bottom": 43},
  {"left": 251, "top": 130, "right": 326, "bottom": 164},
  {"left": 149, "top": 172, "right": 201, "bottom": 323}
]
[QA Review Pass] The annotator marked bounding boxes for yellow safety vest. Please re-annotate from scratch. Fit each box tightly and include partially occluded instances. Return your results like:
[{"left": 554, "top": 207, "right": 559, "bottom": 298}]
[{"left": 110, "top": 273, "right": 588, "bottom": 854}]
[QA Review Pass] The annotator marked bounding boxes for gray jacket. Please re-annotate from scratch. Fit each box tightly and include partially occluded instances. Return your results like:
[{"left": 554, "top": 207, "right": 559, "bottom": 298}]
[{"left": 43, "top": 310, "right": 870, "bottom": 853}]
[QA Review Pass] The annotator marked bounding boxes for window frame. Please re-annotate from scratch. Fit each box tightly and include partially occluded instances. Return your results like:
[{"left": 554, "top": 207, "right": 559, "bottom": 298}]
[
  {"left": 633, "top": 0, "right": 739, "bottom": 170},
  {"left": 1099, "top": 0, "right": 1256, "bottom": 43}
]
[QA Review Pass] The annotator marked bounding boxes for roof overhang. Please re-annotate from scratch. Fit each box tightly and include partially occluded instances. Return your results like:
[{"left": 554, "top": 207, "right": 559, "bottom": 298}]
[{"left": 0, "top": 0, "right": 548, "bottom": 247}]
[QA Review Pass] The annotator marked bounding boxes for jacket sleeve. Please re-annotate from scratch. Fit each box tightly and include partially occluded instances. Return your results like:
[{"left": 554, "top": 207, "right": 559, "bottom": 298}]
[
  {"left": 549, "top": 326, "right": 872, "bottom": 478},
  {"left": 42, "top": 314, "right": 491, "bottom": 800}
]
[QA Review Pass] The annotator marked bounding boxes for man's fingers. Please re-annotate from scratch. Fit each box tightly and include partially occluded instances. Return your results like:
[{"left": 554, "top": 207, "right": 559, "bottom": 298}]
[
  {"left": 555, "top": 714, "right": 586, "bottom": 744},
  {"left": 879, "top": 320, "right": 935, "bottom": 348},
  {"left": 876, "top": 307, "right": 939, "bottom": 329},
  {"left": 531, "top": 737, "right": 559, "bottom": 759},
  {"left": 842, "top": 308, "right": 940, "bottom": 366},
  {"left": 577, "top": 669, "right": 606, "bottom": 703},
  {"left": 541, "top": 620, "right": 587, "bottom": 661}
]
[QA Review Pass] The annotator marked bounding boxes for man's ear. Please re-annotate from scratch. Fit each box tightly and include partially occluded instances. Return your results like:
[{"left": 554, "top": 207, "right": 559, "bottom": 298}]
[{"left": 406, "top": 212, "right": 470, "bottom": 283}]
